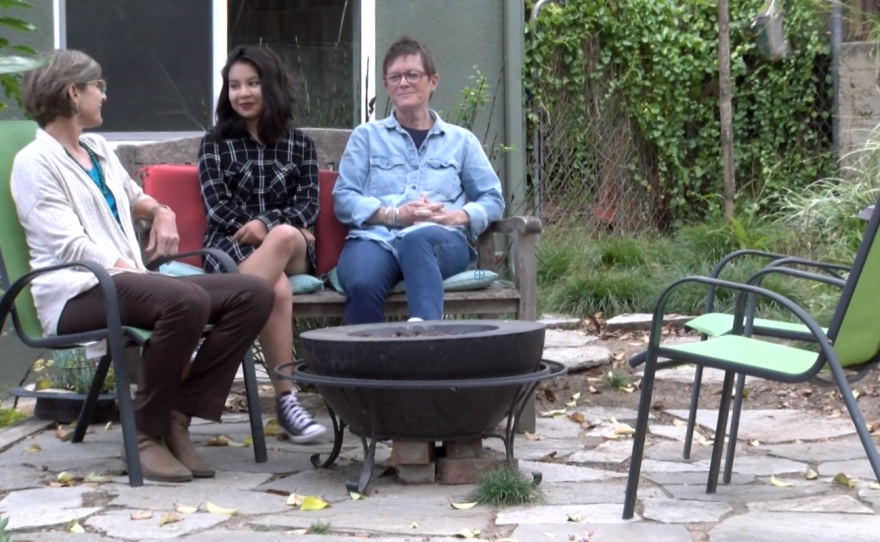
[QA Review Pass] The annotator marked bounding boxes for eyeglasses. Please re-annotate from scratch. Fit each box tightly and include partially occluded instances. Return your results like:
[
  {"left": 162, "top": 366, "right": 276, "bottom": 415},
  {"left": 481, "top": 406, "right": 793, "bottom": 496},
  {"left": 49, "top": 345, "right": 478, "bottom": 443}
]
[
  {"left": 384, "top": 70, "right": 427, "bottom": 85},
  {"left": 81, "top": 79, "right": 107, "bottom": 94}
]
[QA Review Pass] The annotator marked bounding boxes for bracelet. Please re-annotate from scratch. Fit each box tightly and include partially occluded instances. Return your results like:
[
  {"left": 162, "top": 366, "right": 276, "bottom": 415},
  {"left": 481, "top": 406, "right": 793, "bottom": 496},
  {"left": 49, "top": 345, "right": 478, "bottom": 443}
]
[
  {"left": 384, "top": 206, "right": 393, "bottom": 227},
  {"left": 148, "top": 204, "right": 172, "bottom": 219},
  {"left": 393, "top": 207, "right": 400, "bottom": 228}
]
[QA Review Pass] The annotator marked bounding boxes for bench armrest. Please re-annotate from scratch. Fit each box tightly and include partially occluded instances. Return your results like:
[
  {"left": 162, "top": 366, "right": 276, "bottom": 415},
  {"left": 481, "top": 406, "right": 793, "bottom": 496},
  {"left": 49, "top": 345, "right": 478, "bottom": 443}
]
[{"left": 477, "top": 215, "right": 543, "bottom": 320}]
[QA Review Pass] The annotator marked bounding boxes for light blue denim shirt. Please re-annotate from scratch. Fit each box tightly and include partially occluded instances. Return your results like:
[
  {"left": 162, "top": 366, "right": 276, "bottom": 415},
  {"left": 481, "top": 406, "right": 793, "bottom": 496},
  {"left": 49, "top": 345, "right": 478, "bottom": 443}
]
[{"left": 332, "top": 111, "right": 505, "bottom": 261}]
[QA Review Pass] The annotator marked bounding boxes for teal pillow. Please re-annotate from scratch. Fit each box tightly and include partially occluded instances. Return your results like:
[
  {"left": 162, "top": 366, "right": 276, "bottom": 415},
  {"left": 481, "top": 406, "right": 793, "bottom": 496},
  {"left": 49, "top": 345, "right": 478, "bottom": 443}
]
[
  {"left": 326, "top": 268, "right": 497, "bottom": 294},
  {"left": 159, "top": 262, "right": 322, "bottom": 295},
  {"left": 159, "top": 261, "right": 204, "bottom": 277},
  {"left": 289, "top": 274, "right": 324, "bottom": 294}
]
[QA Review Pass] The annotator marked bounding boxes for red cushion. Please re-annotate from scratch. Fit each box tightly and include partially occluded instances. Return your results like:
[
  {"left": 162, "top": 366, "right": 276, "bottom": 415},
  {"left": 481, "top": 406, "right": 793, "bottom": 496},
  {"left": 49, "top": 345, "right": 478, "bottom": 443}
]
[
  {"left": 315, "top": 171, "right": 348, "bottom": 276},
  {"left": 140, "top": 165, "right": 206, "bottom": 267},
  {"left": 140, "top": 165, "right": 348, "bottom": 275}
]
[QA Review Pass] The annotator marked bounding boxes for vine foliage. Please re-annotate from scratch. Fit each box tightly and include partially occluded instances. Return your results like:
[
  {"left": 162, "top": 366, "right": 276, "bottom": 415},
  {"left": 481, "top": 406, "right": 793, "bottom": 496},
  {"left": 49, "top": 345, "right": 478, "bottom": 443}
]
[{"left": 525, "top": 0, "right": 834, "bottom": 226}]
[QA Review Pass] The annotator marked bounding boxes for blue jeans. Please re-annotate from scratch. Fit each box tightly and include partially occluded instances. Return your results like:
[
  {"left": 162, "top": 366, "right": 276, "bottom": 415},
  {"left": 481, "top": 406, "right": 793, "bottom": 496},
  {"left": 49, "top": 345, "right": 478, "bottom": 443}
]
[{"left": 336, "top": 226, "right": 473, "bottom": 324}]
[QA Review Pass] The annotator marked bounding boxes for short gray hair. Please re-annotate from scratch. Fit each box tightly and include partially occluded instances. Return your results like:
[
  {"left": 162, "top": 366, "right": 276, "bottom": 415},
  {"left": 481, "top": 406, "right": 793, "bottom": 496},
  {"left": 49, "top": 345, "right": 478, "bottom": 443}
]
[{"left": 22, "top": 49, "right": 101, "bottom": 127}]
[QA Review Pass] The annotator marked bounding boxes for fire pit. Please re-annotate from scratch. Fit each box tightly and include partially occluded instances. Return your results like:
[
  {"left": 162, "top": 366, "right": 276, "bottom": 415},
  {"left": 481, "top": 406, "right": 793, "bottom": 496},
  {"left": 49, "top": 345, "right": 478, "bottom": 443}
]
[{"left": 276, "top": 320, "right": 567, "bottom": 493}]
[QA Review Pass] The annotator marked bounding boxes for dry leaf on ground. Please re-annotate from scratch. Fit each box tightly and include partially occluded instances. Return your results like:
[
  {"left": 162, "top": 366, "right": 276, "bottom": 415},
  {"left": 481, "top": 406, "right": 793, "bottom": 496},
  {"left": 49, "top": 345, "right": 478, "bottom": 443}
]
[
  {"left": 130, "top": 510, "right": 153, "bottom": 520},
  {"left": 206, "top": 501, "right": 237, "bottom": 515},
  {"left": 770, "top": 474, "right": 793, "bottom": 488},
  {"left": 83, "top": 473, "right": 111, "bottom": 483},
  {"left": 159, "top": 513, "right": 181, "bottom": 526},
  {"left": 24, "top": 443, "right": 42, "bottom": 453},
  {"left": 833, "top": 473, "right": 856, "bottom": 489},
  {"left": 299, "top": 496, "right": 330, "bottom": 511},
  {"left": 174, "top": 503, "right": 199, "bottom": 514},
  {"left": 451, "top": 502, "right": 478, "bottom": 510},
  {"left": 264, "top": 419, "right": 283, "bottom": 436},
  {"left": 454, "top": 528, "right": 480, "bottom": 538},
  {"left": 286, "top": 492, "right": 304, "bottom": 506},
  {"left": 66, "top": 519, "right": 85, "bottom": 533},
  {"left": 56, "top": 426, "right": 72, "bottom": 442},
  {"left": 805, "top": 468, "right": 819, "bottom": 480}
]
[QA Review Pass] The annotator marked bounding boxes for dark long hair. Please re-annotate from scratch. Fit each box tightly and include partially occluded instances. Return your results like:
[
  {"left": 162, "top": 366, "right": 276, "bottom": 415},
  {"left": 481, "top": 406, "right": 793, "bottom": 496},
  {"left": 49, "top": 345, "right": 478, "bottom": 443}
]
[{"left": 213, "top": 45, "right": 297, "bottom": 144}]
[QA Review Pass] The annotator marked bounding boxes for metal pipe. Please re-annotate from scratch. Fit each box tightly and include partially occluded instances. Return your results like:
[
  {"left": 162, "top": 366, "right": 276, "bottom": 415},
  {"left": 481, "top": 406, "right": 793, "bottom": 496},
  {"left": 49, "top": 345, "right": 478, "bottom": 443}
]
[{"left": 831, "top": 0, "right": 843, "bottom": 169}]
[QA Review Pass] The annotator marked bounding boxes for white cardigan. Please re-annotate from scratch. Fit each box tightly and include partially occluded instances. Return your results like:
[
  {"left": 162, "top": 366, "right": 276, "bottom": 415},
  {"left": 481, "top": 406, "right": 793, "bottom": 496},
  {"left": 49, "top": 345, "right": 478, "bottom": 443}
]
[{"left": 10, "top": 129, "right": 149, "bottom": 336}]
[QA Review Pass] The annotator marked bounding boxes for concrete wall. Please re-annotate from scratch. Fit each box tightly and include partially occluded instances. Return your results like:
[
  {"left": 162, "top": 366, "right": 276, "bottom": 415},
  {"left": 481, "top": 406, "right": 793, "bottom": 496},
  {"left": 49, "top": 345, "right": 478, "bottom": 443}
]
[
  {"left": 839, "top": 42, "right": 880, "bottom": 169},
  {"left": 374, "top": 0, "right": 508, "bottom": 179},
  {"left": 0, "top": 0, "right": 54, "bottom": 121}
]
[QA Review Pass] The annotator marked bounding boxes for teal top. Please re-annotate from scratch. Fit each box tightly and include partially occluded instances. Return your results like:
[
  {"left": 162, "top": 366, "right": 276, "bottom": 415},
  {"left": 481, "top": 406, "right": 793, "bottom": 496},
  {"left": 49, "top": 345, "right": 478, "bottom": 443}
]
[{"left": 68, "top": 143, "right": 120, "bottom": 224}]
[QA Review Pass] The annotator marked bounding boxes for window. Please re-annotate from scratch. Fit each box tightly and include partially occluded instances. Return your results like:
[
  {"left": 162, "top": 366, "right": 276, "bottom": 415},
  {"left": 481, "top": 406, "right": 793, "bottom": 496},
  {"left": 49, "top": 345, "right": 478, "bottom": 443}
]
[
  {"left": 66, "top": 0, "right": 214, "bottom": 132},
  {"left": 62, "top": 0, "right": 370, "bottom": 133}
]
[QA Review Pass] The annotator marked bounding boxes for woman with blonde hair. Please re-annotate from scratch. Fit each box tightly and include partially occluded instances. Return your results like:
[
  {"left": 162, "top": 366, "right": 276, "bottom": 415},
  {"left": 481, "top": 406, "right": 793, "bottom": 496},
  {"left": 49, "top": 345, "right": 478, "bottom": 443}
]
[{"left": 11, "top": 49, "right": 275, "bottom": 483}]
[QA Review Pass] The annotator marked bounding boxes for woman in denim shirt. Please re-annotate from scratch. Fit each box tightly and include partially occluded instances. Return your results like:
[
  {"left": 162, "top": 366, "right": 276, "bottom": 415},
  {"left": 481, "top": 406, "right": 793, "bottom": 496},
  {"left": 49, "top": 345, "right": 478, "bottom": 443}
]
[{"left": 333, "top": 36, "right": 505, "bottom": 324}]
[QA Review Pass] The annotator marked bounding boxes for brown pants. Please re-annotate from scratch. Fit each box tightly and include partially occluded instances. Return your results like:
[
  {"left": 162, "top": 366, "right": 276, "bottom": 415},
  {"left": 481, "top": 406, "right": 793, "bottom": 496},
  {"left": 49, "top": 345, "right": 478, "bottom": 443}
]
[{"left": 57, "top": 273, "right": 274, "bottom": 437}]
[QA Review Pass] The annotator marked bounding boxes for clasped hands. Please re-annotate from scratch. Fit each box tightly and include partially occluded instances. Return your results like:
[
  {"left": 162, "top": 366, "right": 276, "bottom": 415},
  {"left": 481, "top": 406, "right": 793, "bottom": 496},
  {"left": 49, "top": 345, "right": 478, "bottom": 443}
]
[{"left": 396, "top": 194, "right": 468, "bottom": 227}]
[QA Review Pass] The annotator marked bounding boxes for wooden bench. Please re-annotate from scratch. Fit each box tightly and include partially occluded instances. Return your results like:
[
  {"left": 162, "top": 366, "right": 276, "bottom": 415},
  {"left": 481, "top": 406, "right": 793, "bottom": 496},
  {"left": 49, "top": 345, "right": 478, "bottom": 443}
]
[{"left": 116, "top": 134, "right": 543, "bottom": 431}]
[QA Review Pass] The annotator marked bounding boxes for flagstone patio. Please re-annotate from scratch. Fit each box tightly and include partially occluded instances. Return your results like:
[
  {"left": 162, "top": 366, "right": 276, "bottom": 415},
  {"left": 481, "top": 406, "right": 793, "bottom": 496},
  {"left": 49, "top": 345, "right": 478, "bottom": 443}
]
[{"left": 1, "top": 400, "right": 879, "bottom": 542}]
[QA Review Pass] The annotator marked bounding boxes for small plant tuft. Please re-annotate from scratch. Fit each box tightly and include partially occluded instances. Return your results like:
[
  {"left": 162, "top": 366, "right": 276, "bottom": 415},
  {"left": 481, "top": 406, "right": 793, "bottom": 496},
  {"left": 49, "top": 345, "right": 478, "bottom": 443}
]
[
  {"left": 308, "top": 520, "right": 331, "bottom": 535},
  {"left": 468, "top": 467, "right": 544, "bottom": 506},
  {"left": 602, "top": 370, "right": 630, "bottom": 389},
  {"left": 0, "top": 516, "right": 10, "bottom": 542}
]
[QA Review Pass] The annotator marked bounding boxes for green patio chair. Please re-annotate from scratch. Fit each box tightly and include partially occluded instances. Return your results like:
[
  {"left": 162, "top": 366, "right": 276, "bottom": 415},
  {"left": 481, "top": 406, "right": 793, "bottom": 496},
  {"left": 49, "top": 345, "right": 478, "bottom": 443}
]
[
  {"left": 621, "top": 192, "right": 880, "bottom": 520},
  {"left": 0, "top": 121, "right": 268, "bottom": 487},
  {"left": 630, "top": 251, "right": 857, "bottom": 464}
]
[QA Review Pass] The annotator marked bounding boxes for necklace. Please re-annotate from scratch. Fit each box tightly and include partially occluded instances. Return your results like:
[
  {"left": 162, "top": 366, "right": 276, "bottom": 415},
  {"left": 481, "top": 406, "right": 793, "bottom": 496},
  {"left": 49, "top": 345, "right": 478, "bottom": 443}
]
[{"left": 65, "top": 143, "right": 109, "bottom": 197}]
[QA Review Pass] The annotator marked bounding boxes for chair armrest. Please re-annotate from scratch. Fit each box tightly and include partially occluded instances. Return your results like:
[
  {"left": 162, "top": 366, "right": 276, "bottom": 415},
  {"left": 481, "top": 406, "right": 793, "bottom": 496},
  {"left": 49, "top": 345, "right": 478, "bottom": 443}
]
[
  {"left": 485, "top": 215, "right": 543, "bottom": 235},
  {"left": 146, "top": 249, "right": 239, "bottom": 274},
  {"left": 0, "top": 260, "right": 124, "bottom": 345},
  {"left": 477, "top": 216, "right": 543, "bottom": 320},
  {"left": 764, "top": 257, "right": 850, "bottom": 280},
  {"left": 749, "top": 267, "right": 846, "bottom": 290}
]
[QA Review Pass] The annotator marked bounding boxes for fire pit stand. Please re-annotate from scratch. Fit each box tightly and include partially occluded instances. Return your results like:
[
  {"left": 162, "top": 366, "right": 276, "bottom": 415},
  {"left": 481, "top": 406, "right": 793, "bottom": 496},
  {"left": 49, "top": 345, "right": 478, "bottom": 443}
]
[{"left": 276, "top": 360, "right": 567, "bottom": 493}]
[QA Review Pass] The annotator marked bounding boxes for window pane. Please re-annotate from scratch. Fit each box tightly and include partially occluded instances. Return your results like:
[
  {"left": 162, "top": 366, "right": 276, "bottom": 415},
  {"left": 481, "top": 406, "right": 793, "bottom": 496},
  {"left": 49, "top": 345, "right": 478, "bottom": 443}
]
[
  {"left": 66, "top": 0, "right": 213, "bottom": 132},
  {"left": 229, "top": 0, "right": 357, "bottom": 128}
]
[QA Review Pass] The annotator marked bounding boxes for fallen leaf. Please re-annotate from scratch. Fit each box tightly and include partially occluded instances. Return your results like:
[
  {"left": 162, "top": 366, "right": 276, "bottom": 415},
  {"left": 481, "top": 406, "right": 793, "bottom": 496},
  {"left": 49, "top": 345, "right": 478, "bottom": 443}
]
[
  {"left": 24, "top": 443, "right": 42, "bottom": 453},
  {"left": 571, "top": 392, "right": 581, "bottom": 401},
  {"left": 565, "top": 400, "right": 577, "bottom": 408},
  {"left": 349, "top": 491, "right": 363, "bottom": 500},
  {"left": 853, "top": 390, "right": 861, "bottom": 400},
  {"left": 566, "top": 513, "right": 582, "bottom": 522},
  {"left": 56, "top": 426, "right": 72, "bottom": 442},
  {"left": 618, "top": 386, "right": 635, "bottom": 394},
  {"left": 66, "top": 519, "right": 85, "bottom": 533},
  {"left": 588, "top": 386, "right": 600, "bottom": 394},
  {"left": 748, "top": 439, "right": 760, "bottom": 447},
  {"left": 833, "top": 473, "right": 856, "bottom": 489},
  {"left": 537, "top": 451, "right": 558, "bottom": 462},
  {"left": 57, "top": 471, "right": 74, "bottom": 483},
  {"left": 204, "top": 436, "right": 230, "bottom": 447},
  {"left": 243, "top": 436, "right": 253, "bottom": 446},
  {"left": 869, "top": 482, "right": 880, "bottom": 490},
  {"left": 225, "top": 438, "right": 246, "bottom": 448},
  {"left": 299, "top": 495, "right": 330, "bottom": 511},
  {"left": 798, "top": 388, "right": 813, "bottom": 398},
  {"left": 83, "top": 473, "right": 111, "bottom": 483},
  {"left": 672, "top": 419, "right": 688, "bottom": 428},
  {"left": 105, "top": 421, "right": 114, "bottom": 430},
  {"left": 286, "top": 529, "right": 309, "bottom": 535},
  {"left": 570, "top": 412, "right": 586, "bottom": 424},
  {"left": 174, "top": 503, "right": 199, "bottom": 514},
  {"left": 868, "top": 420, "right": 880, "bottom": 433},
  {"left": 411, "top": 522, "right": 418, "bottom": 529},
  {"left": 806, "top": 468, "right": 818, "bottom": 480},
  {"left": 455, "top": 528, "right": 480, "bottom": 538},
  {"left": 205, "top": 501, "right": 237, "bottom": 515},
  {"left": 264, "top": 419, "right": 283, "bottom": 437},
  {"left": 543, "top": 389, "right": 557, "bottom": 402},
  {"left": 614, "top": 423, "right": 636, "bottom": 436},
  {"left": 602, "top": 435, "right": 622, "bottom": 442},
  {"left": 770, "top": 474, "right": 793, "bottom": 487},
  {"left": 451, "top": 502, "right": 478, "bottom": 510},
  {"left": 159, "top": 513, "right": 181, "bottom": 526},
  {"left": 49, "top": 482, "right": 66, "bottom": 488},
  {"left": 130, "top": 510, "right": 153, "bottom": 520}
]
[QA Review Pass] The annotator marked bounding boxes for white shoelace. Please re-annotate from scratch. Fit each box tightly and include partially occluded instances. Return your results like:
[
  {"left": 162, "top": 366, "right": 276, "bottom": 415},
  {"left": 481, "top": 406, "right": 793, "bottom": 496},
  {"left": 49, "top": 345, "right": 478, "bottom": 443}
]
[{"left": 278, "top": 394, "right": 315, "bottom": 432}]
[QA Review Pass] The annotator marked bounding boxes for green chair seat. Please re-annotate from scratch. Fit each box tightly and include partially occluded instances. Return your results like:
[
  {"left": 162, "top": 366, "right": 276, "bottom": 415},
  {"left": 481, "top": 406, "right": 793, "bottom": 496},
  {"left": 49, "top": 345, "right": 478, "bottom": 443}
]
[
  {"left": 664, "top": 335, "right": 818, "bottom": 377},
  {"left": 686, "top": 312, "right": 827, "bottom": 338}
]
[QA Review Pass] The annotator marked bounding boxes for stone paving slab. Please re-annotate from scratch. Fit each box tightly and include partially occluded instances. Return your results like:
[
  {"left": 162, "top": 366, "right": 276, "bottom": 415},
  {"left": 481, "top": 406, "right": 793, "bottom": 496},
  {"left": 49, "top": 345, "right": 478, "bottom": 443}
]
[
  {"left": 762, "top": 437, "right": 875, "bottom": 463},
  {"left": 495, "top": 503, "right": 639, "bottom": 525},
  {"left": 189, "top": 446, "right": 315, "bottom": 474},
  {"left": 0, "top": 486, "right": 103, "bottom": 531},
  {"left": 746, "top": 494, "right": 873, "bottom": 514},
  {"left": 109, "top": 471, "right": 272, "bottom": 490},
  {"left": 250, "top": 485, "right": 492, "bottom": 537},
  {"left": 818, "top": 458, "right": 880, "bottom": 480},
  {"left": 568, "top": 439, "right": 633, "bottom": 464},
  {"left": 85, "top": 509, "right": 229, "bottom": 540},
  {"left": 483, "top": 435, "right": 584, "bottom": 461},
  {"left": 642, "top": 472, "right": 755, "bottom": 486},
  {"left": 660, "top": 479, "right": 833, "bottom": 502},
  {"left": 710, "top": 511, "right": 880, "bottom": 541},
  {"left": 256, "top": 462, "right": 400, "bottom": 503},
  {"left": 666, "top": 409, "right": 857, "bottom": 443},
  {"left": 0, "top": 463, "right": 53, "bottom": 492},
  {"left": 518, "top": 460, "right": 626, "bottom": 483},
  {"left": 544, "top": 329, "right": 599, "bottom": 347},
  {"left": 511, "top": 522, "right": 692, "bottom": 542},
  {"left": 644, "top": 440, "right": 714, "bottom": 462},
  {"left": 642, "top": 497, "right": 732, "bottom": 523},
  {"left": 541, "top": 481, "right": 666, "bottom": 505},
  {"left": 542, "top": 346, "right": 612, "bottom": 372}
]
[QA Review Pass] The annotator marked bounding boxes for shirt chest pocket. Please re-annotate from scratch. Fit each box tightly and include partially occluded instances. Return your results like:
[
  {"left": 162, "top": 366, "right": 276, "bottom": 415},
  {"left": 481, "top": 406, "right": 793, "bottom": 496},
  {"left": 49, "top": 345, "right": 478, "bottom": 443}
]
[
  {"left": 369, "top": 155, "right": 406, "bottom": 197},
  {"left": 425, "top": 158, "right": 462, "bottom": 199},
  {"left": 265, "top": 163, "right": 299, "bottom": 205}
]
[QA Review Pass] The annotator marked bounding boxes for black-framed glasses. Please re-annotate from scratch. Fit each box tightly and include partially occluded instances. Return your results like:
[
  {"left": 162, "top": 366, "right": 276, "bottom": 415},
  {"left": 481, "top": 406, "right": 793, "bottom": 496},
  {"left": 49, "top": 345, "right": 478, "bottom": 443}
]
[
  {"left": 384, "top": 70, "right": 427, "bottom": 85},
  {"left": 82, "top": 79, "right": 107, "bottom": 94}
]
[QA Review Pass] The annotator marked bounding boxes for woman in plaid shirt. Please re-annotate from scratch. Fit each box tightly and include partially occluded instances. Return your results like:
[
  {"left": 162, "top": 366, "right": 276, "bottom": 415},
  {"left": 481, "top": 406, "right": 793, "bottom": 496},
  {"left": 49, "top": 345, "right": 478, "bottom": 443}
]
[{"left": 198, "top": 45, "right": 325, "bottom": 443}]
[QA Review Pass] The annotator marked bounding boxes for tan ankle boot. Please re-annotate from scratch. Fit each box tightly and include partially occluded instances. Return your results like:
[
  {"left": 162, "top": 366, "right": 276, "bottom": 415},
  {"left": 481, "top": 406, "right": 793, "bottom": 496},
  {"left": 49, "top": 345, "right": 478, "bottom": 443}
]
[
  {"left": 165, "top": 410, "right": 215, "bottom": 478},
  {"left": 122, "top": 432, "right": 192, "bottom": 483}
]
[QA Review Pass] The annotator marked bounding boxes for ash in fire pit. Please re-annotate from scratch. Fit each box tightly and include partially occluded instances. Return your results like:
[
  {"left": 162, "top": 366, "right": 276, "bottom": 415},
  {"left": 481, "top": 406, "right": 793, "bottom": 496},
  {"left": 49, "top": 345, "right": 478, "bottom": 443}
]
[{"left": 350, "top": 323, "right": 496, "bottom": 338}]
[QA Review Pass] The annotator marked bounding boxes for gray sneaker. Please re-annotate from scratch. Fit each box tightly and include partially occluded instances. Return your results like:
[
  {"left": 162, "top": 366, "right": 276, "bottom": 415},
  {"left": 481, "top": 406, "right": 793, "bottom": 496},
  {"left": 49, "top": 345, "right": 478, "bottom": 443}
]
[{"left": 275, "top": 392, "right": 326, "bottom": 444}]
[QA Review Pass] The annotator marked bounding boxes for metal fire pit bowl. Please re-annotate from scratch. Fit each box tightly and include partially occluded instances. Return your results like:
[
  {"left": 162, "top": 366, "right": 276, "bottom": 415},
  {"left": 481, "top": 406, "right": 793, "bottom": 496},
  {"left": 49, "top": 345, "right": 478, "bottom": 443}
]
[{"left": 275, "top": 320, "right": 567, "bottom": 493}]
